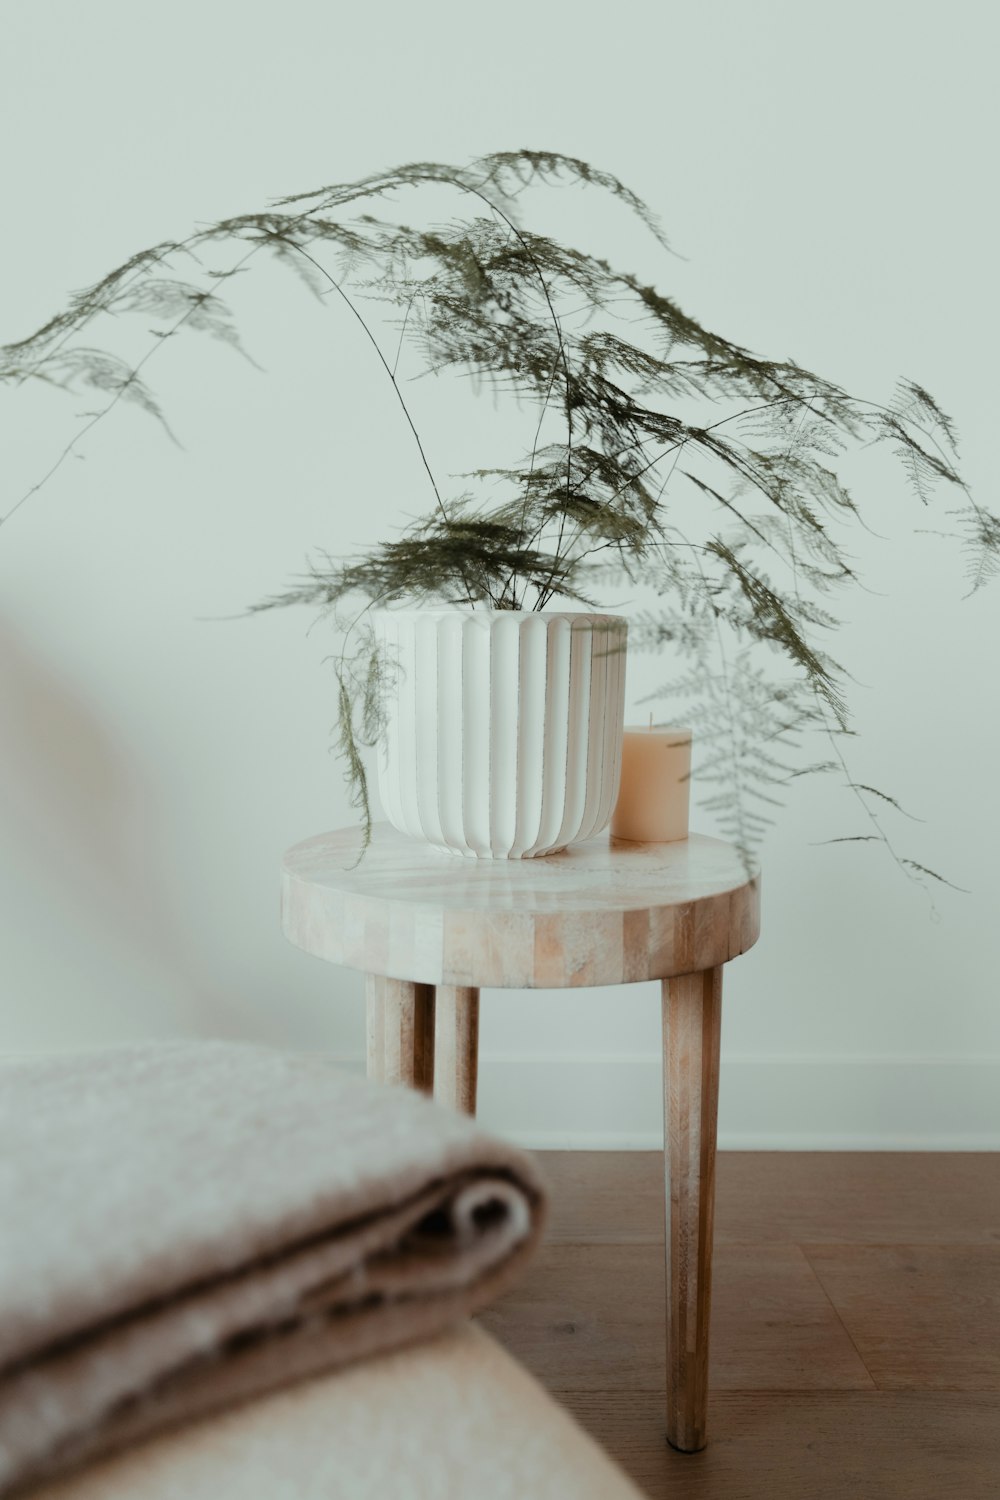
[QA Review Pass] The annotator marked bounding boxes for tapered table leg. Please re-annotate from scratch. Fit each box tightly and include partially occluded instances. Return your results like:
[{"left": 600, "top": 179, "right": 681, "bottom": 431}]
[
  {"left": 365, "top": 974, "right": 385, "bottom": 1082},
  {"left": 433, "top": 985, "right": 480, "bottom": 1114},
  {"left": 364, "top": 974, "right": 435, "bottom": 1093},
  {"left": 661, "top": 966, "right": 723, "bottom": 1453}
]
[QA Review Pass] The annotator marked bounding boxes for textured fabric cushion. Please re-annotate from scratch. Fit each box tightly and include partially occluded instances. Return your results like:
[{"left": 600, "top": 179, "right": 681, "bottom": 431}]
[{"left": 28, "top": 1324, "right": 645, "bottom": 1500}]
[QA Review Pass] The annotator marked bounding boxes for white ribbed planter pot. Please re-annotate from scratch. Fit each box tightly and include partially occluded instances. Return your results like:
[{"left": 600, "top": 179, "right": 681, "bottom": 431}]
[{"left": 374, "top": 609, "right": 627, "bottom": 859}]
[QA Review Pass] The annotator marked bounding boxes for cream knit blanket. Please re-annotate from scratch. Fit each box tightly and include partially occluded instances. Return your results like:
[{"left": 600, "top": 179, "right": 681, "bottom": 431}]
[{"left": 0, "top": 1043, "right": 546, "bottom": 1496}]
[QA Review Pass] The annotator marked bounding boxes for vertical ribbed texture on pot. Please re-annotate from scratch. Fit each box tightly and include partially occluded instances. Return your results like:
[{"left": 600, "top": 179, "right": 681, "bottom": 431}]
[{"left": 374, "top": 611, "right": 627, "bottom": 859}]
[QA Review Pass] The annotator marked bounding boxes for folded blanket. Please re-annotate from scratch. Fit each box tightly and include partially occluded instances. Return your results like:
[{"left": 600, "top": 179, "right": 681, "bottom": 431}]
[
  {"left": 0, "top": 1043, "right": 546, "bottom": 1497},
  {"left": 29, "top": 1324, "right": 644, "bottom": 1500}
]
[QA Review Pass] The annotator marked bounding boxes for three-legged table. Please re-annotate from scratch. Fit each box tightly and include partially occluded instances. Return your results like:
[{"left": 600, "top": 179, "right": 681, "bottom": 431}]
[{"left": 281, "top": 824, "right": 760, "bottom": 1451}]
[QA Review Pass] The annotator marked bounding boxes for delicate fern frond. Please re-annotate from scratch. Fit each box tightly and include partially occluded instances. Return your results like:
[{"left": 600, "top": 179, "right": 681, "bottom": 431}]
[
  {"left": 704, "top": 539, "right": 847, "bottom": 723},
  {"left": 848, "top": 784, "right": 923, "bottom": 821},
  {"left": 640, "top": 627, "right": 822, "bottom": 870},
  {"left": 19, "top": 347, "right": 176, "bottom": 434},
  {"left": 334, "top": 670, "right": 373, "bottom": 860},
  {"left": 957, "top": 505, "right": 1000, "bottom": 593},
  {"left": 249, "top": 512, "right": 596, "bottom": 616},
  {"left": 901, "top": 858, "right": 967, "bottom": 891},
  {"left": 890, "top": 379, "right": 960, "bottom": 456},
  {"left": 273, "top": 149, "right": 672, "bottom": 253}
]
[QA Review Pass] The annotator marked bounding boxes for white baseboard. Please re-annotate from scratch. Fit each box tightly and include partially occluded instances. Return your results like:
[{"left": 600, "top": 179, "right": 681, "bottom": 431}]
[
  {"left": 333, "top": 1052, "right": 1000, "bottom": 1149},
  {"left": 9, "top": 1045, "right": 998, "bottom": 1149}
]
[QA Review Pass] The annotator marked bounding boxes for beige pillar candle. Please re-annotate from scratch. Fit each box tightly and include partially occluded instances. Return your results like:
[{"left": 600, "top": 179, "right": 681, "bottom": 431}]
[{"left": 611, "top": 725, "right": 692, "bottom": 843}]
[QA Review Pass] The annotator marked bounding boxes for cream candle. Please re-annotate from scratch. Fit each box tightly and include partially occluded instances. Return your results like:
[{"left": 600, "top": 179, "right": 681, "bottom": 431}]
[{"left": 611, "top": 725, "right": 692, "bottom": 843}]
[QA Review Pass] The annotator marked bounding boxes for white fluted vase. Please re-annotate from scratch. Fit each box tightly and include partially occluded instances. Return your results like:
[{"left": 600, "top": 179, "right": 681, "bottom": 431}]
[{"left": 373, "top": 609, "right": 627, "bottom": 859}]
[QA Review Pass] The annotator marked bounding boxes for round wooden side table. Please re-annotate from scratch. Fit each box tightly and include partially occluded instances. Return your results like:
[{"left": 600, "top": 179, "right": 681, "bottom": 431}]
[{"left": 281, "top": 823, "right": 760, "bottom": 1453}]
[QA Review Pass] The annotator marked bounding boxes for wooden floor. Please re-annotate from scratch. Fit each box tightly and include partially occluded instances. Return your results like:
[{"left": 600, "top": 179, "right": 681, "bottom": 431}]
[{"left": 478, "top": 1152, "right": 1000, "bottom": 1499}]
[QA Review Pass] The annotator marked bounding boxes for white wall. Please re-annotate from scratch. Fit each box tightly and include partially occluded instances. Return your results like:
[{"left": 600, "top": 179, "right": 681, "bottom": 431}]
[{"left": 2, "top": 0, "right": 998, "bottom": 1147}]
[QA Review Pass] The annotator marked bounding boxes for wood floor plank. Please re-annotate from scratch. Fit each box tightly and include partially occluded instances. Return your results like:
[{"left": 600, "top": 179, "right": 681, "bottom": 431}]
[
  {"left": 802, "top": 1245, "right": 1000, "bottom": 1390},
  {"left": 557, "top": 1391, "right": 1000, "bottom": 1500},
  {"left": 537, "top": 1150, "right": 1000, "bottom": 1246},
  {"left": 507, "top": 1151, "right": 1000, "bottom": 1492},
  {"left": 536, "top": 1150, "right": 663, "bottom": 1243},
  {"left": 477, "top": 1242, "right": 873, "bottom": 1392}
]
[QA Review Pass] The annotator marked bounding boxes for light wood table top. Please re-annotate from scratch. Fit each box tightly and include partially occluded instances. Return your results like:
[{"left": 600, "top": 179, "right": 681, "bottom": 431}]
[{"left": 281, "top": 824, "right": 760, "bottom": 989}]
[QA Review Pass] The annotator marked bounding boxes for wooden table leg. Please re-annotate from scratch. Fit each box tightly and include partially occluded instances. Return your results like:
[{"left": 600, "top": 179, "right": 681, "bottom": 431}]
[
  {"left": 661, "top": 966, "right": 723, "bottom": 1453},
  {"left": 432, "top": 986, "right": 480, "bottom": 1114},
  {"left": 364, "top": 975, "right": 435, "bottom": 1094}
]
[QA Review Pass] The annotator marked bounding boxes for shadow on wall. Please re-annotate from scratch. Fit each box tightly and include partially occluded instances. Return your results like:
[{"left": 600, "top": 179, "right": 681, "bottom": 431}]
[{"left": 0, "top": 616, "right": 227, "bottom": 1033}]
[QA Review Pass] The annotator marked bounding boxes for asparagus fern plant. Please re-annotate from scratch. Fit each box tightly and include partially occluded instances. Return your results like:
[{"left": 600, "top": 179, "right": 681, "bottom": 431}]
[{"left": 3, "top": 150, "right": 996, "bottom": 874}]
